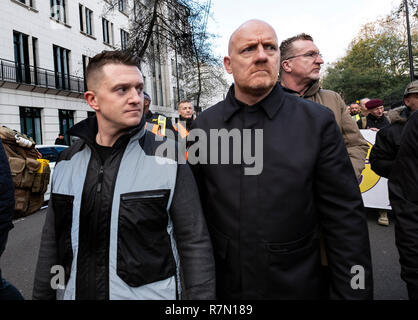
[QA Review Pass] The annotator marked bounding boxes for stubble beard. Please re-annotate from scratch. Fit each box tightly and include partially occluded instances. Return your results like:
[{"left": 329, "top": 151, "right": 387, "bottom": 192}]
[
  {"left": 309, "top": 72, "right": 321, "bottom": 82},
  {"left": 242, "top": 79, "right": 276, "bottom": 98}
]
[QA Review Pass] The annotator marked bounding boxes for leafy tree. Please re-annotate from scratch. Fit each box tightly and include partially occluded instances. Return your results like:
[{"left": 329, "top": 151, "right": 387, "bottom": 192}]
[{"left": 322, "top": 1, "right": 417, "bottom": 107}]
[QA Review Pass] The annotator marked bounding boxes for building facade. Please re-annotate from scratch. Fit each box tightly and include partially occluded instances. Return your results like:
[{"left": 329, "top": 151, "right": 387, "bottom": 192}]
[{"left": 0, "top": 0, "right": 183, "bottom": 145}]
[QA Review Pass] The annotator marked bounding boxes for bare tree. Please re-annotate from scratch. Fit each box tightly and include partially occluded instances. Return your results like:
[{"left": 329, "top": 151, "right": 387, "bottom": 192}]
[{"left": 104, "top": 0, "right": 226, "bottom": 111}]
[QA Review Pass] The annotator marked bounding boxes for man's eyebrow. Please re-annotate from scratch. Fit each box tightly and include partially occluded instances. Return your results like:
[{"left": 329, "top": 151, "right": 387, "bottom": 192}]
[
  {"left": 112, "top": 81, "right": 143, "bottom": 89},
  {"left": 239, "top": 38, "right": 277, "bottom": 47},
  {"left": 240, "top": 39, "right": 259, "bottom": 46}
]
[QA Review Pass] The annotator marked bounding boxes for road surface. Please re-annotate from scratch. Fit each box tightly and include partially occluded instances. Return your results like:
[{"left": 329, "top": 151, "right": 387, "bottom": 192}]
[{"left": 0, "top": 208, "right": 409, "bottom": 299}]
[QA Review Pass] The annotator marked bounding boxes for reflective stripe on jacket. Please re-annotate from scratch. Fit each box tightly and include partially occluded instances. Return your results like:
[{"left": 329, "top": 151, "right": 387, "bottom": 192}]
[{"left": 173, "top": 122, "right": 189, "bottom": 139}]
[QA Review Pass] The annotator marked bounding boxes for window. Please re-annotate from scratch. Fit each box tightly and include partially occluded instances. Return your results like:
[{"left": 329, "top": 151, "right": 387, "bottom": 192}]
[
  {"left": 102, "top": 18, "right": 114, "bottom": 45},
  {"left": 17, "top": 0, "right": 34, "bottom": 7},
  {"left": 19, "top": 107, "right": 42, "bottom": 145},
  {"left": 59, "top": 110, "right": 74, "bottom": 146},
  {"left": 120, "top": 29, "right": 129, "bottom": 50},
  {"left": 79, "top": 4, "right": 94, "bottom": 36},
  {"left": 158, "top": 70, "right": 164, "bottom": 106},
  {"left": 50, "top": 0, "right": 67, "bottom": 24},
  {"left": 157, "top": 63, "right": 164, "bottom": 106},
  {"left": 32, "top": 37, "right": 39, "bottom": 84},
  {"left": 178, "top": 64, "right": 183, "bottom": 79},
  {"left": 13, "top": 31, "right": 39, "bottom": 85},
  {"left": 79, "top": 4, "right": 84, "bottom": 32},
  {"left": 152, "top": 76, "right": 158, "bottom": 105},
  {"left": 171, "top": 58, "right": 176, "bottom": 76},
  {"left": 82, "top": 55, "right": 90, "bottom": 91},
  {"left": 118, "top": 0, "right": 127, "bottom": 13},
  {"left": 85, "top": 8, "right": 93, "bottom": 35},
  {"left": 173, "top": 86, "right": 179, "bottom": 108},
  {"left": 53, "top": 45, "right": 70, "bottom": 90},
  {"left": 150, "top": 39, "right": 158, "bottom": 105},
  {"left": 13, "top": 31, "right": 31, "bottom": 84},
  {"left": 155, "top": 30, "right": 164, "bottom": 106}
]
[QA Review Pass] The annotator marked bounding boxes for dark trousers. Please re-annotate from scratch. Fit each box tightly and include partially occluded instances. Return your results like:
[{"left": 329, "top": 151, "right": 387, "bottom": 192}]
[
  {"left": 0, "top": 271, "right": 24, "bottom": 300},
  {"left": 319, "top": 265, "right": 331, "bottom": 299},
  {"left": 0, "top": 233, "right": 24, "bottom": 300}
]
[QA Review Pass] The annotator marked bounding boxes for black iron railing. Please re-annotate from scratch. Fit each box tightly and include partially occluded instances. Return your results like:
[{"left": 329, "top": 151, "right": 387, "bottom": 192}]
[{"left": 0, "top": 58, "right": 85, "bottom": 94}]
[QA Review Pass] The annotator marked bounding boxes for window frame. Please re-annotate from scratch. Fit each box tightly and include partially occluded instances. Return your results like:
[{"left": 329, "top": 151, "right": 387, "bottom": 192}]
[
  {"left": 120, "top": 29, "right": 129, "bottom": 50},
  {"left": 102, "top": 18, "right": 114, "bottom": 45},
  {"left": 118, "top": 0, "right": 127, "bottom": 13},
  {"left": 13, "top": 0, "right": 36, "bottom": 9},
  {"left": 19, "top": 106, "right": 43, "bottom": 145},
  {"left": 53, "top": 44, "right": 71, "bottom": 90},
  {"left": 85, "top": 7, "right": 93, "bottom": 36},
  {"left": 58, "top": 109, "right": 74, "bottom": 146},
  {"left": 50, "top": 0, "right": 67, "bottom": 24}
]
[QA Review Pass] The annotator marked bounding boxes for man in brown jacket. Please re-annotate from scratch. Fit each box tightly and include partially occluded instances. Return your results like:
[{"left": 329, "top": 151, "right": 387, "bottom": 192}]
[
  {"left": 279, "top": 33, "right": 370, "bottom": 298},
  {"left": 279, "top": 33, "right": 369, "bottom": 179}
]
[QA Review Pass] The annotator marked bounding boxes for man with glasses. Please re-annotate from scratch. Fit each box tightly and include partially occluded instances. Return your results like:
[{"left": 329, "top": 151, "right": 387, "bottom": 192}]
[
  {"left": 279, "top": 33, "right": 370, "bottom": 298},
  {"left": 279, "top": 33, "right": 369, "bottom": 180}
]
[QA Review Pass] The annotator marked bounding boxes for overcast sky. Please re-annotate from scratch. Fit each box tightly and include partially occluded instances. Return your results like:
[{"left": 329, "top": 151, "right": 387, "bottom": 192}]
[{"left": 207, "top": 0, "right": 400, "bottom": 68}]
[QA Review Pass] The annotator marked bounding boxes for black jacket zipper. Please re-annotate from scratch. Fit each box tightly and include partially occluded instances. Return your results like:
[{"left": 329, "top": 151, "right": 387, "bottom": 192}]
[{"left": 97, "top": 166, "right": 104, "bottom": 193}]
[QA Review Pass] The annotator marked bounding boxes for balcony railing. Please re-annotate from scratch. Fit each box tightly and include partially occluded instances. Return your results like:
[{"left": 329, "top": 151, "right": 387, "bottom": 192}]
[{"left": 0, "top": 58, "right": 85, "bottom": 95}]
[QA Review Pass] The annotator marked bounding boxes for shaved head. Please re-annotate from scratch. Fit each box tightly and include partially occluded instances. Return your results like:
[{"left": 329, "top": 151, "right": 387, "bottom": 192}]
[
  {"left": 224, "top": 19, "right": 280, "bottom": 105},
  {"left": 228, "top": 20, "right": 277, "bottom": 55},
  {"left": 86, "top": 50, "right": 139, "bottom": 91}
]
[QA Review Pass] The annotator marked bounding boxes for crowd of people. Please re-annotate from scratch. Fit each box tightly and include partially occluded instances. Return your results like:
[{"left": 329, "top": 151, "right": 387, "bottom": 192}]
[
  {"left": 348, "top": 82, "right": 418, "bottom": 227},
  {"left": 0, "top": 19, "right": 417, "bottom": 301}
]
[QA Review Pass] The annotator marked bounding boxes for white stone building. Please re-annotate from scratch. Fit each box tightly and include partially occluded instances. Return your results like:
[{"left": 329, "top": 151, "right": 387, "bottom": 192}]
[{"left": 0, "top": 0, "right": 183, "bottom": 145}]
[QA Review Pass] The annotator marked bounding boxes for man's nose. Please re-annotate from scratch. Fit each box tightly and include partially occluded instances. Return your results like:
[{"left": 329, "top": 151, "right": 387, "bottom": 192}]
[
  {"left": 316, "top": 55, "right": 324, "bottom": 64},
  {"left": 255, "top": 45, "right": 268, "bottom": 61},
  {"left": 130, "top": 88, "right": 141, "bottom": 104}
]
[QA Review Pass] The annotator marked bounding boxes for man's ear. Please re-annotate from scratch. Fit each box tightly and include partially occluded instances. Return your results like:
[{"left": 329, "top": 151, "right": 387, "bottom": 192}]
[
  {"left": 403, "top": 96, "right": 409, "bottom": 107},
  {"left": 84, "top": 91, "right": 99, "bottom": 112},
  {"left": 281, "top": 60, "right": 292, "bottom": 73},
  {"left": 224, "top": 56, "right": 233, "bottom": 74}
]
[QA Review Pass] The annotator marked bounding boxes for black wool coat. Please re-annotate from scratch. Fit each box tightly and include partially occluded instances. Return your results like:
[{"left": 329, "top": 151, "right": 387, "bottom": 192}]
[
  {"left": 389, "top": 110, "right": 418, "bottom": 300},
  {"left": 190, "top": 83, "right": 373, "bottom": 300},
  {"left": 0, "top": 138, "right": 14, "bottom": 256}
]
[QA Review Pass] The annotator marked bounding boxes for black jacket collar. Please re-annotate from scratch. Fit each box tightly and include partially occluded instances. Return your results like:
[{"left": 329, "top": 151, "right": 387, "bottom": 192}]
[
  {"left": 67, "top": 114, "right": 146, "bottom": 150},
  {"left": 145, "top": 110, "right": 154, "bottom": 121},
  {"left": 281, "top": 86, "right": 299, "bottom": 96},
  {"left": 223, "top": 83, "right": 285, "bottom": 122},
  {"left": 281, "top": 80, "right": 320, "bottom": 98}
]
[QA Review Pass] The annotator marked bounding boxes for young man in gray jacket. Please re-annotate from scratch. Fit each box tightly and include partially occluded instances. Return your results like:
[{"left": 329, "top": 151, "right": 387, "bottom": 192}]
[{"left": 33, "top": 51, "right": 215, "bottom": 300}]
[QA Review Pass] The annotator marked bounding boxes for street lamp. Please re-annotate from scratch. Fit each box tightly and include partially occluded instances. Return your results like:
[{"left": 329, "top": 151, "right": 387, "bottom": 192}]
[{"left": 404, "top": 0, "right": 415, "bottom": 81}]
